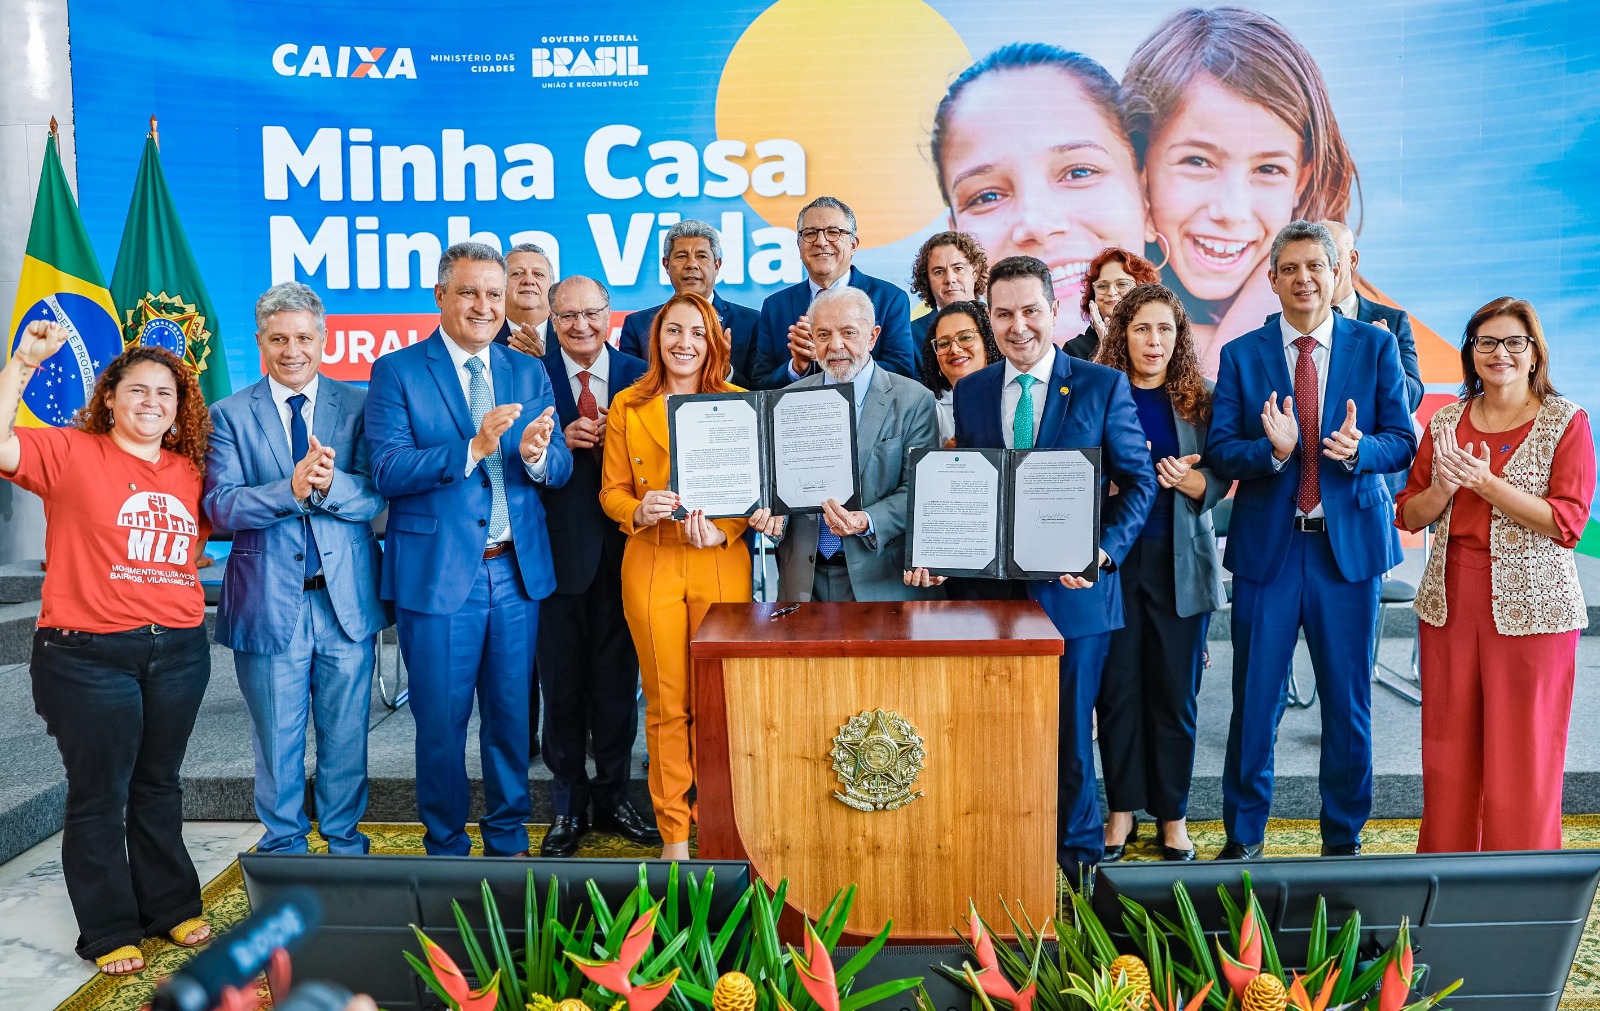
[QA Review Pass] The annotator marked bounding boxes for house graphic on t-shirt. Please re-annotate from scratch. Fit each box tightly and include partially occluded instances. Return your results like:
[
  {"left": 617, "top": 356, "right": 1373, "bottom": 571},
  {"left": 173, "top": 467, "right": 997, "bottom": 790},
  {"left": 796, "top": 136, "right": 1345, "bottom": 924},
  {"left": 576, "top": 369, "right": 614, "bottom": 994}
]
[{"left": 117, "top": 491, "right": 199, "bottom": 537}]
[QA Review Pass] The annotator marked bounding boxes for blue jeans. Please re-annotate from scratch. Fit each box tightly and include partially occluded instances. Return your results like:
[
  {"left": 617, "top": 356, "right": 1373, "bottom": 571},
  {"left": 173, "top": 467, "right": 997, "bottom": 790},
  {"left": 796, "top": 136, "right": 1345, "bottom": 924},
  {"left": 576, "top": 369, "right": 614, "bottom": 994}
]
[
  {"left": 235, "top": 587, "right": 375, "bottom": 854},
  {"left": 30, "top": 623, "right": 210, "bottom": 960}
]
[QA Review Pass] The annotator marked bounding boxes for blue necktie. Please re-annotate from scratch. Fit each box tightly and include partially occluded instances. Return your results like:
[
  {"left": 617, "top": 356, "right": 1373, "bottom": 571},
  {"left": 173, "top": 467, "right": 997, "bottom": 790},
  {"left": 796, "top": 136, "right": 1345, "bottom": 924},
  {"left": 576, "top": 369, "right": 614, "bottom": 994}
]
[
  {"left": 817, "top": 519, "right": 843, "bottom": 559},
  {"left": 1013, "top": 374, "right": 1038, "bottom": 450},
  {"left": 464, "top": 356, "right": 509, "bottom": 540},
  {"left": 287, "top": 393, "right": 320, "bottom": 578}
]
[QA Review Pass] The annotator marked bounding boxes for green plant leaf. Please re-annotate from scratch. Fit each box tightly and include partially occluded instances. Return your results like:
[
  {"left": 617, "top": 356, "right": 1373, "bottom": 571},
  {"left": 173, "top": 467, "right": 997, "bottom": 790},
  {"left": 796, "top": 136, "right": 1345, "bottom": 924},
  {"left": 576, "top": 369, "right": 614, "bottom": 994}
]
[
  {"left": 840, "top": 977, "right": 924, "bottom": 1011},
  {"left": 1306, "top": 897, "right": 1328, "bottom": 973},
  {"left": 478, "top": 879, "right": 522, "bottom": 1010},
  {"left": 1329, "top": 912, "right": 1361, "bottom": 1003},
  {"left": 453, "top": 898, "right": 496, "bottom": 996},
  {"left": 836, "top": 918, "right": 893, "bottom": 986},
  {"left": 713, "top": 887, "right": 756, "bottom": 963},
  {"left": 1252, "top": 895, "right": 1283, "bottom": 981}
]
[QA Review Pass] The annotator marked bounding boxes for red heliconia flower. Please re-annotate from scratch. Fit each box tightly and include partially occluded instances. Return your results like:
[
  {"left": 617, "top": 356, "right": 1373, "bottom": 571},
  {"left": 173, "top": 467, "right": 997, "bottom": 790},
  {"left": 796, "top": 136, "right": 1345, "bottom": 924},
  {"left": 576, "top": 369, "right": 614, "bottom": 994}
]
[
  {"left": 1217, "top": 905, "right": 1263, "bottom": 998},
  {"left": 1287, "top": 968, "right": 1339, "bottom": 1011},
  {"left": 570, "top": 904, "right": 681, "bottom": 1011},
  {"left": 792, "top": 922, "right": 841, "bottom": 1011},
  {"left": 1150, "top": 974, "right": 1213, "bottom": 1011},
  {"left": 965, "top": 906, "right": 1036, "bottom": 1011},
  {"left": 1378, "top": 924, "right": 1416, "bottom": 1011},
  {"left": 413, "top": 925, "right": 501, "bottom": 1011}
]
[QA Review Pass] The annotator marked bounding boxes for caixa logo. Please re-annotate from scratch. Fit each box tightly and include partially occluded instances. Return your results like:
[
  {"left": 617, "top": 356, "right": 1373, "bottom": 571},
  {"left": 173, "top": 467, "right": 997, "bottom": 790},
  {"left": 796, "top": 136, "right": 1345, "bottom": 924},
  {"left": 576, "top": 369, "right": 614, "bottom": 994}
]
[
  {"left": 532, "top": 47, "right": 647, "bottom": 77},
  {"left": 272, "top": 44, "right": 417, "bottom": 79}
]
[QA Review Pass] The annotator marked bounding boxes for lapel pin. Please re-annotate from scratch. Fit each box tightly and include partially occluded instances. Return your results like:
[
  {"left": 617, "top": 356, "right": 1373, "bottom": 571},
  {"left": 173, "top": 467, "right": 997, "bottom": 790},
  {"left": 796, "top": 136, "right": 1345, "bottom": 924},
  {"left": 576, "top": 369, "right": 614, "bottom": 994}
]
[{"left": 1059, "top": 386, "right": 1069, "bottom": 395}]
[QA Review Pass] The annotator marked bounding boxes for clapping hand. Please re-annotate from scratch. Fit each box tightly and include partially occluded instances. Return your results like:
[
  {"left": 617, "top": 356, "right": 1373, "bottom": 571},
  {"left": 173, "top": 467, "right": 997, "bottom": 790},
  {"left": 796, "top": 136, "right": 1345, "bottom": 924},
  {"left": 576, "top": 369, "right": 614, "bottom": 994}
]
[
  {"left": 519, "top": 406, "right": 557, "bottom": 463},
  {"left": 747, "top": 507, "right": 786, "bottom": 538},
  {"left": 1433, "top": 424, "right": 1493, "bottom": 491},
  {"left": 506, "top": 320, "right": 545, "bottom": 357},
  {"left": 1155, "top": 453, "right": 1201, "bottom": 489},
  {"left": 564, "top": 406, "right": 608, "bottom": 450},
  {"left": 1088, "top": 301, "right": 1109, "bottom": 339},
  {"left": 472, "top": 404, "right": 521, "bottom": 461},
  {"left": 787, "top": 316, "right": 816, "bottom": 373},
  {"left": 292, "top": 434, "right": 336, "bottom": 500},
  {"left": 1321, "top": 400, "right": 1361, "bottom": 461},
  {"left": 681, "top": 508, "right": 727, "bottom": 548},
  {"left": 14, "top": 321, "right": 69, "bottom": 367},
  {"left": 1261, "top": 392, "right": 1299, "bottom": 461}
]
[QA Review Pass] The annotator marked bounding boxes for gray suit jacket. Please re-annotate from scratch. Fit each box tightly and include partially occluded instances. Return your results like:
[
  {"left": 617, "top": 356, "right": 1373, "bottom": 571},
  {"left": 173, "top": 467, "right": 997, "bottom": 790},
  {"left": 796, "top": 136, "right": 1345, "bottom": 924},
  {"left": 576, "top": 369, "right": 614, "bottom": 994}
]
[
  {"left": 1169, "top": 386, "right": 1228, "bottom": 618},
  {"left": 775, "top": 366, "right": 940, "bottom": 601}
]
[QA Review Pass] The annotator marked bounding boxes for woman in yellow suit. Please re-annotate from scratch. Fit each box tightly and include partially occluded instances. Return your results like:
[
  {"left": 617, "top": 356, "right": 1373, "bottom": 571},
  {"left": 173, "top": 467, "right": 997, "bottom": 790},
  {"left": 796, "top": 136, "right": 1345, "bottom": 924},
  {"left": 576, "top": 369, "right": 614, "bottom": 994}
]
[{"left": 600, "top": 292, "right": 751, "bottom": 860}]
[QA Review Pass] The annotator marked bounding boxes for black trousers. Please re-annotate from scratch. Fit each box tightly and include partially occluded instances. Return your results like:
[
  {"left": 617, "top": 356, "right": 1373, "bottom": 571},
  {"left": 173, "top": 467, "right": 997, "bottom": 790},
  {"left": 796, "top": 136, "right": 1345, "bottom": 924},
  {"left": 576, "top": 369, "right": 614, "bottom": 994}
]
[
  {"left": 1097, "top": 537, "right": 1209, "bottom": 821},
  {"left": 536, "top": 558, "right": 640, "bottom": 818},
  {"left": 30, "top": 623, "right": 210, "bottom": 960}
]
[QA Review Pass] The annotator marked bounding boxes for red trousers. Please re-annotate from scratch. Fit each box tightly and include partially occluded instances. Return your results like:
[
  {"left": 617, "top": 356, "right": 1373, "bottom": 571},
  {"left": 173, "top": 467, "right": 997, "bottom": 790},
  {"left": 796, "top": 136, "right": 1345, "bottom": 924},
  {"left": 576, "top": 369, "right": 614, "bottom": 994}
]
[{"left": 1417, "top": 544, "right": 1577, "bottom": 853}]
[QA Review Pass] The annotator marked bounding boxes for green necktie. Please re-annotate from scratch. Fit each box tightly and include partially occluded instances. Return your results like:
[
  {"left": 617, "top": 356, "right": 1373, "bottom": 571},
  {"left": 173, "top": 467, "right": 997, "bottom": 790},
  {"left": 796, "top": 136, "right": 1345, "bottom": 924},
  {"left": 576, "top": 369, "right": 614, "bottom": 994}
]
[{"left": 1013, "top": 373, "right": 1038, "bottom": 450}]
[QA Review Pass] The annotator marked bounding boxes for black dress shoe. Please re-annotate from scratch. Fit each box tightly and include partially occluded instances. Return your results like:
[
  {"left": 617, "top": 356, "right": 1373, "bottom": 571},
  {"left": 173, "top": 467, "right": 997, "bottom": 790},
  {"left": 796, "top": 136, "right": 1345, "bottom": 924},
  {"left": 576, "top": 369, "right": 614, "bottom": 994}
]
[
  {"left": 1321, "top": 841, "right": 1362, "bottom": 856},
  {"left": 1101, "top": 820, "right": 1140, "bottom": 863},
  {"left": 1160, "top": 844, "right": 1197, "bottom": 862},
  {"left": 1215, "top": 840, "right": 1264, "bottom": 860},
  {"left": 540, "top": 815, "right": 588, "bottom": 857},
  {"left": 593, "top": 799, "right": 663, "bottom": 845}
]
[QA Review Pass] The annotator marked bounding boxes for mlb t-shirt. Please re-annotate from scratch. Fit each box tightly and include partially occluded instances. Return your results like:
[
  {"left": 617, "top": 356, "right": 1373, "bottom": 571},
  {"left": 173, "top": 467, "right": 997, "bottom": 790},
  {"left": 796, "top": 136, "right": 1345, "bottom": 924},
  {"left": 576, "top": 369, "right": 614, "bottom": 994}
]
[{"left": 8, "top": 427, "right": 209, "bottom": 632}]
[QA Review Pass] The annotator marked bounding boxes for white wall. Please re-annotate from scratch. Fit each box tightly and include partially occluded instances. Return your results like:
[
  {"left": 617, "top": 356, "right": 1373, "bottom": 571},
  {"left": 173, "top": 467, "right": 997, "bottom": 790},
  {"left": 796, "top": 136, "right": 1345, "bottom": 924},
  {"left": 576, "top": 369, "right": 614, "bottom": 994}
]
[{"left": 0, "top": 0, "right": 75, "bottom": 563}]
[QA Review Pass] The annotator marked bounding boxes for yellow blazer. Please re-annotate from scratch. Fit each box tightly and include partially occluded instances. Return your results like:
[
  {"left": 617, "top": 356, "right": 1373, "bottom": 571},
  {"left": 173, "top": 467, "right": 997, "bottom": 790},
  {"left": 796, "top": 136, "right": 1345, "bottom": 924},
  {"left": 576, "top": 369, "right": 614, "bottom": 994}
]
[{"left": 600, "top": 385, "right": 750, "bottom": 550}]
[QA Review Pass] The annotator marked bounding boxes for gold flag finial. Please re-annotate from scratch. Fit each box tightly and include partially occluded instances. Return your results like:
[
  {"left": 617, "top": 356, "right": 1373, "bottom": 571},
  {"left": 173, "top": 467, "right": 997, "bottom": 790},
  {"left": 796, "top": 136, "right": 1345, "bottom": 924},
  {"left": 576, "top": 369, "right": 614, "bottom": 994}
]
[
  {"left": 48, "top": 116, "right": 58, "bottom": 139},
  {"left": 149, "top": 115, "right": 159, "bottom": 148}
]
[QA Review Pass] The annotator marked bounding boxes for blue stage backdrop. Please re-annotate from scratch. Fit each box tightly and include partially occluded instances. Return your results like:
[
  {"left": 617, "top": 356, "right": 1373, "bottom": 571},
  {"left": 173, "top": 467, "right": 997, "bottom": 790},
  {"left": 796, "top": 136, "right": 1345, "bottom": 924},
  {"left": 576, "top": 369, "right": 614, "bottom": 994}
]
[{"left": 65, "top": 0, "right": 1600, "bottom": 542}]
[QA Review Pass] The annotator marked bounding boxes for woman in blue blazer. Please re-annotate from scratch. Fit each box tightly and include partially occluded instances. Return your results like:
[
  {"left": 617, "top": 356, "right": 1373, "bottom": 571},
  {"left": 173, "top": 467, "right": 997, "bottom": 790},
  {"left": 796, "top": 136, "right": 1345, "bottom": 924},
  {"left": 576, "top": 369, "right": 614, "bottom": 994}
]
[{"left": 1093, "top": 284, "right": 1226, "bottom": 861}]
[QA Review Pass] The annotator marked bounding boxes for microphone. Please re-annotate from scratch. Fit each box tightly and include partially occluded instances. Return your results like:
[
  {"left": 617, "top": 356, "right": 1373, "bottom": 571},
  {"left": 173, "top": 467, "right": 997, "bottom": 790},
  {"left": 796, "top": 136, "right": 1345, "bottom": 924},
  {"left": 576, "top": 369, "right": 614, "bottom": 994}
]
[{"left": 150, "top": 888, "right": 323, "bottom": 1011}]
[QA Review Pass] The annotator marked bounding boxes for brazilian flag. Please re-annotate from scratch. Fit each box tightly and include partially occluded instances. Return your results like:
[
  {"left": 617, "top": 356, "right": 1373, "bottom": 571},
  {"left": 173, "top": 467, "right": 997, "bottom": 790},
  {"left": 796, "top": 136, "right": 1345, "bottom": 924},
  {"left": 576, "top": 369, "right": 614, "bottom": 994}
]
[
  {"left": 111, "top": 128, "right": 231, "bottom": 402},
  {"left": 5, "top": 130, "right": 123, "bottom": 428}
]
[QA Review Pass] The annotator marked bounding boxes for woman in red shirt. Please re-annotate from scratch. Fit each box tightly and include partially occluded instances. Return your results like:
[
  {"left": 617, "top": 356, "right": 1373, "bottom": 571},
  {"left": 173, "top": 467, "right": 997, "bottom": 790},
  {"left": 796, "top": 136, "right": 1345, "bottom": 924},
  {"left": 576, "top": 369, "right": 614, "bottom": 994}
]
[
  {"left": 0, "top": 322, "right": 215, "bottom": 974},
  {"left": 1397, "top": 298, "right": 1595, "bottom": 853}
]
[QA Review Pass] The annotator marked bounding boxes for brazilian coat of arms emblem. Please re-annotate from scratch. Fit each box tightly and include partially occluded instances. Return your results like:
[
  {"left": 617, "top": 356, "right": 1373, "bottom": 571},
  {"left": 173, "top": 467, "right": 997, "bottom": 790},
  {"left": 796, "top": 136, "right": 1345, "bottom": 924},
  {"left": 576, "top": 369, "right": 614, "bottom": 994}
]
[
  {"left": 124, "top": 290, "right": 215, "bottom": 374},
  {"left": 829, "top": 708, "right": 926, "bottom": 812}
]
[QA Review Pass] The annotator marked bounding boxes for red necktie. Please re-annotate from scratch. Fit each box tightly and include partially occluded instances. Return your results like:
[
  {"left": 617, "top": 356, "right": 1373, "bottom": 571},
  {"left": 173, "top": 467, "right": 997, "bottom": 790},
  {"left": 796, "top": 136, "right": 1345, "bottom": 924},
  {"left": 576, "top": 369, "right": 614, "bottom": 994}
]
[
  {"left": 577, "top": 370, "right": 599, "bottom": 421},
  {"left": 1293, "top": 335, "right": 1321, "bottom": 513}
]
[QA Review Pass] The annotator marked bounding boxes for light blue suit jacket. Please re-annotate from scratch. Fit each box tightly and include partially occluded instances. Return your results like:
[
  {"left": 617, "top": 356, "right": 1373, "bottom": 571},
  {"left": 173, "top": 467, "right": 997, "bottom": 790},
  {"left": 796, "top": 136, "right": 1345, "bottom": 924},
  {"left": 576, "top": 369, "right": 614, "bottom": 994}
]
[{"left": 205, "top": 376, "right": 389, "bottom": 654}]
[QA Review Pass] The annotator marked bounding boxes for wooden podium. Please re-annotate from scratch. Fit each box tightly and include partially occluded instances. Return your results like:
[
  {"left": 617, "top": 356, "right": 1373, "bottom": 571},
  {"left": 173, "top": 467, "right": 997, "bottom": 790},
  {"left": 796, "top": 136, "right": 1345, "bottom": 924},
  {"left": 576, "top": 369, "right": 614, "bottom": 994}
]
[{"left": 692, "top": 600, "right": 1063, "bottom": 940}]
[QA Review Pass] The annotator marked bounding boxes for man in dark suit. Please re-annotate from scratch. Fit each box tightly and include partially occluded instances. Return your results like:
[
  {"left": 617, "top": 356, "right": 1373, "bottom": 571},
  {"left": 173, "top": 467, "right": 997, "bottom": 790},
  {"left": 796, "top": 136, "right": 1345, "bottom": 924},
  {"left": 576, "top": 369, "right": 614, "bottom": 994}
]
[
  {"left": 534, "top": 275, "right": 657, "bottom": 856},
  {"left": 205, "top": 281, "right": 388, "bottom": 855},
  {"left": 617, "top": 220, "right": 760, "bottom": 387},
  {"left": 751, "top": 196, "right": 916, "bottom": 388},
  {"left": 494, "top": 242, "right": 553, "bottom": 356},
  {"left": 365, "top": 242, "right": 574, "bottom": 857},
  {"left": 951, "top": 255, "right": 1156, "bottom": 881},
  {"left": 1208, "top": 221, "right": 1415, "bottom": 860}
]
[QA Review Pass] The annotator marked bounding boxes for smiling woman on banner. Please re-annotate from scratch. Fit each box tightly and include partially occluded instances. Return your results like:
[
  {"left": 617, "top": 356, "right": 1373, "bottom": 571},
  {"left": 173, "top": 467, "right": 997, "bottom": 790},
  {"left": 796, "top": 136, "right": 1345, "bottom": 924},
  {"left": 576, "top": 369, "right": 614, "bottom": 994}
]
[
  {"left": 1398, "top": 298, "right": 1595, "bottom": 854},
  {"left": 0, "top": 324, "right": 214, "bottom": 976},
  {"left": 598, "top": 291, "right": 752, "bottom": 861}
]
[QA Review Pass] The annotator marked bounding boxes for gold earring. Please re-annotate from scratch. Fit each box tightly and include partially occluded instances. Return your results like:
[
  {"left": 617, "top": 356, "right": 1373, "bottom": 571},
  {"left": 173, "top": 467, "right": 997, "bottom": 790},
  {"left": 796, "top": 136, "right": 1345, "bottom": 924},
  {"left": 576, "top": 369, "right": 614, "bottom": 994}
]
[{"left": 1150, "top": 232, "right": 1172, "bottom": 272}]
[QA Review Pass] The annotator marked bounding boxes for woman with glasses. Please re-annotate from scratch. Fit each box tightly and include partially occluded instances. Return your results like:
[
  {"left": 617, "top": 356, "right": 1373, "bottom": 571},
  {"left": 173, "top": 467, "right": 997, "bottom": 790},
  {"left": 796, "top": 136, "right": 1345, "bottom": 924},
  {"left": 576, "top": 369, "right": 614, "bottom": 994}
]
[
  {"left": 1065, "top": 249, "right": 1161, "bottom": 360},
  {"left": 1398, "top": 298, "right": 1594, "bottom": 853},
  {"left": 917, "top": 300, "right": 1002, "bottom": 446},
  {"left": 908, "top": 231, "right": 988, "bottom": 362},
  {"left": 1092, "top": 284, "right": 1225, "bottom": 862}
]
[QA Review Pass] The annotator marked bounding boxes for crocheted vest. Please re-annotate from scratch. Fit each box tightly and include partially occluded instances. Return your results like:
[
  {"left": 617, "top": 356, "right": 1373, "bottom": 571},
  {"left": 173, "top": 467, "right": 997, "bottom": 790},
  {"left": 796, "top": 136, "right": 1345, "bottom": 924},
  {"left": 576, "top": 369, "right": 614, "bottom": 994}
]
[{"left": 1414, "top": 396, "right": 1587, "bottom": 635}]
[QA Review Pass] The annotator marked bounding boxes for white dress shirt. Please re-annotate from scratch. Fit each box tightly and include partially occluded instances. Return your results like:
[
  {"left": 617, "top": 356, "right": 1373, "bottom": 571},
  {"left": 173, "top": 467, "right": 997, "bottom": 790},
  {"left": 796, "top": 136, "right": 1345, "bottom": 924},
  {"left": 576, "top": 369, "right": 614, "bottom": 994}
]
[
  {"left": 822, "top": 358, "right": 877, "bottom": 539},
  {"left": 1001, "top": 350, "right": 1056, "bottom": 449},
  {"left": 1335, "top": 290, "right": 1360, "bottom": 321},
  {"left": 440, "top": 330, "right": 548, "bottom": 543},
  {"left": 267, "top": 373, "right": 319, "bottom": 451},
  {"left": 1273, "top": 311, "right": 1339, "bottom": 518},
  {"left": 563, "top": 344, "right": 609, "bottom": 407}
]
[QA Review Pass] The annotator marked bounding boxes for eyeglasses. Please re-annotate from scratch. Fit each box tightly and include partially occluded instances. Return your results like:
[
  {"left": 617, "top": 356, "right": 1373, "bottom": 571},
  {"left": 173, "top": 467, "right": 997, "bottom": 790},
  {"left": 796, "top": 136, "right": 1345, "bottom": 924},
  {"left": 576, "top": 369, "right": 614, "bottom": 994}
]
[
  {"left": 1473, "top": 335, "right": 1530, "bottom": 354},
  {"left": 1092, "top": 279, "right": 1136, "bottom": 296},
  {"left": 555, "top": 308, "right": 608, "bottom": 326},
  {"left": 799, "top": 226, "right": 855, "bottom": 243},
  {"left": 933, "top": 331, "right": 981, "bottom": 353}
]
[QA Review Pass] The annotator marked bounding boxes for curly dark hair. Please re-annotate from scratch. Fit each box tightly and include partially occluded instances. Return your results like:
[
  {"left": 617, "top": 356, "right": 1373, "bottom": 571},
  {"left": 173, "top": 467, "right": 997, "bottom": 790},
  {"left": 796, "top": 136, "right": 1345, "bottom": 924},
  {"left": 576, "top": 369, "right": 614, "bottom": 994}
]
[
  {"left": 75, "top": 346, "right": 212, "bottom": 472},
  {"left": 918, "top": 300, "right": 1002, "bottom": 396},
  {"left": 1094, "top": 284, "right": 1212, "bottom": 426},
  {"left": 908, "top": 231, "right": 989, "bottom": 310},
  {"left": 1079, "top": 247, "right": 1161, "bottom": 322}
]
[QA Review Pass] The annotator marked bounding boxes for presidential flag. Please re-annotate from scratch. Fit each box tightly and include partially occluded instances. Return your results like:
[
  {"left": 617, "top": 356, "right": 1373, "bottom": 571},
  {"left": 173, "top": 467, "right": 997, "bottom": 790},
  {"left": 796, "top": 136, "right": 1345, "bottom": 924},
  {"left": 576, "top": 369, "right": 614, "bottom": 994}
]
[
  {"left": 5, "top": 127, "right": 123, "bottom": 427},
  {"left": 111, "top": 122, "right": 231, "bottom": 402}
]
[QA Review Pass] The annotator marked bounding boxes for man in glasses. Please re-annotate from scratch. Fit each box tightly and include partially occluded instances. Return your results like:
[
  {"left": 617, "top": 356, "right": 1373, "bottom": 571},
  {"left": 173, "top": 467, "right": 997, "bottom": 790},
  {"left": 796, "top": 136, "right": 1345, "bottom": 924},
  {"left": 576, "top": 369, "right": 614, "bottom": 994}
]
[
  {"left": 618, "top": 220, "right": 761, "bottom": 387},
  {"left": 533, "top": 276, "right": 658, "bottom": 855},
  {"left": 751, "top": 195, "right": 916, "bottom": 388}
]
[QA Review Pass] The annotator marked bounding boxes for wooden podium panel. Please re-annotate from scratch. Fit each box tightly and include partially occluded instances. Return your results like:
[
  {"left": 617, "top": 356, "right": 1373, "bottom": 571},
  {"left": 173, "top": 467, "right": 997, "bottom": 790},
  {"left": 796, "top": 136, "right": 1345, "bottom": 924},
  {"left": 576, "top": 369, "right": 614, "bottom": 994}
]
[{"left": 692, "top": 601, "right": 1063, "bottom": 940}]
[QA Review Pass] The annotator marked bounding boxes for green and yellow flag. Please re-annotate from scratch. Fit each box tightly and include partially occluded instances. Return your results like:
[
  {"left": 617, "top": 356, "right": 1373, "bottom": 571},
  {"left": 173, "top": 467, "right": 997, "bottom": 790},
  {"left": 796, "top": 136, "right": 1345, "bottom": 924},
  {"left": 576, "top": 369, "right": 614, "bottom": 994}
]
[
  {"left": 5, "top": 125, "right": 123, "bottom": 427},
  {"left": 111, "top": 122, "right": 231, "bottom": 402}
]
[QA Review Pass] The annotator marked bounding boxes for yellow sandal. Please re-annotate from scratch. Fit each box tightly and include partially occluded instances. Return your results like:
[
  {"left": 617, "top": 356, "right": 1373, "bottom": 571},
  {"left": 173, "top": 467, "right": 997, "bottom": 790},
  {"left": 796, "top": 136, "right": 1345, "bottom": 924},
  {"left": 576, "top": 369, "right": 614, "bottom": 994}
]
[
  {"left": 168, "top": 917, "right": 210, "bottom": 947},
  {"left": 94, "top": 945, "right": 145, "bottom": 975}
]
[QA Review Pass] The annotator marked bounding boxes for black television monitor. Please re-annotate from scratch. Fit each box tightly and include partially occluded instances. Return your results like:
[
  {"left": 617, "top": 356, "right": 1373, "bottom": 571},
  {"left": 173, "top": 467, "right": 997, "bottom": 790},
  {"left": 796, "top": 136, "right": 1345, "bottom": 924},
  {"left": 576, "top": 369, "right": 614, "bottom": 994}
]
[
  {"left": 241, "top": 854, "right": 752, "bottom": 1011},
  {"left": 1093, "top": 850, "right": 1600, "bottom": 1011}
]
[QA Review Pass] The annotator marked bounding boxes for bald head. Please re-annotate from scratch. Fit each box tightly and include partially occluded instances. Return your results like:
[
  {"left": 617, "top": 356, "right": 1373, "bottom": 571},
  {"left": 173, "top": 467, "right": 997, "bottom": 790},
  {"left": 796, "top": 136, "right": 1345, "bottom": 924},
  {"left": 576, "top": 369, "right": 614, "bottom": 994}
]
[{"left": 1319, "top": 220, "right": 1357, "bottom": 304}]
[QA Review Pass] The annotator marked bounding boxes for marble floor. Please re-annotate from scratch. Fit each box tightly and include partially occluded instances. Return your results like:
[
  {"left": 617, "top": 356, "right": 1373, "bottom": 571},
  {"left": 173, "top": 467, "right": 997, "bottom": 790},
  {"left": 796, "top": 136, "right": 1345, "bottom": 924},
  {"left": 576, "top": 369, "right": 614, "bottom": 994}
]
[{"left": 0, "top": 820, "right": 262, "bottom": 1011}]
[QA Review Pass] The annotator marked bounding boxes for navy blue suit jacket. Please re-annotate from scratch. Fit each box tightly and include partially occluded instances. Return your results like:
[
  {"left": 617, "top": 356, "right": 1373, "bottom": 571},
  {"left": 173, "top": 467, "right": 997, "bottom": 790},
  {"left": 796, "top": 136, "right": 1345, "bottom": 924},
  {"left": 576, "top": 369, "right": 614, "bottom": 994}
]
[
  {"left": 205, "top": 377, "right": 389, "bottom": 654},
  {"left": 617, "top": 291, "right": 759, "bottom": 388},
  {"left": 539, "top": 345, "right": 648, "bottom": 595},
  {"left": 751, "top": 266, "right": 916, "bottom": 388},
  {"left": 1207, "top": 314, "right": 1416, "bottom": 584},
  {"left": 364, "top": 331, "right": 574, "bottom": 614},
  {"left": 953, "top": 348, "right": 1157, "bottom": 639}
]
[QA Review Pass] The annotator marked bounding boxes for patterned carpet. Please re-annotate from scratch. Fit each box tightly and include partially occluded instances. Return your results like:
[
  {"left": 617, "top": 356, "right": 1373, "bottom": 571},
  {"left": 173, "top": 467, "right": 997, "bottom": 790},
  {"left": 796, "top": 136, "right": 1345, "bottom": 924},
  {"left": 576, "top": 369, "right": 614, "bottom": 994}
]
[{"left": 54, "top": 818, "right": 1600, "bottom": 1010}]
